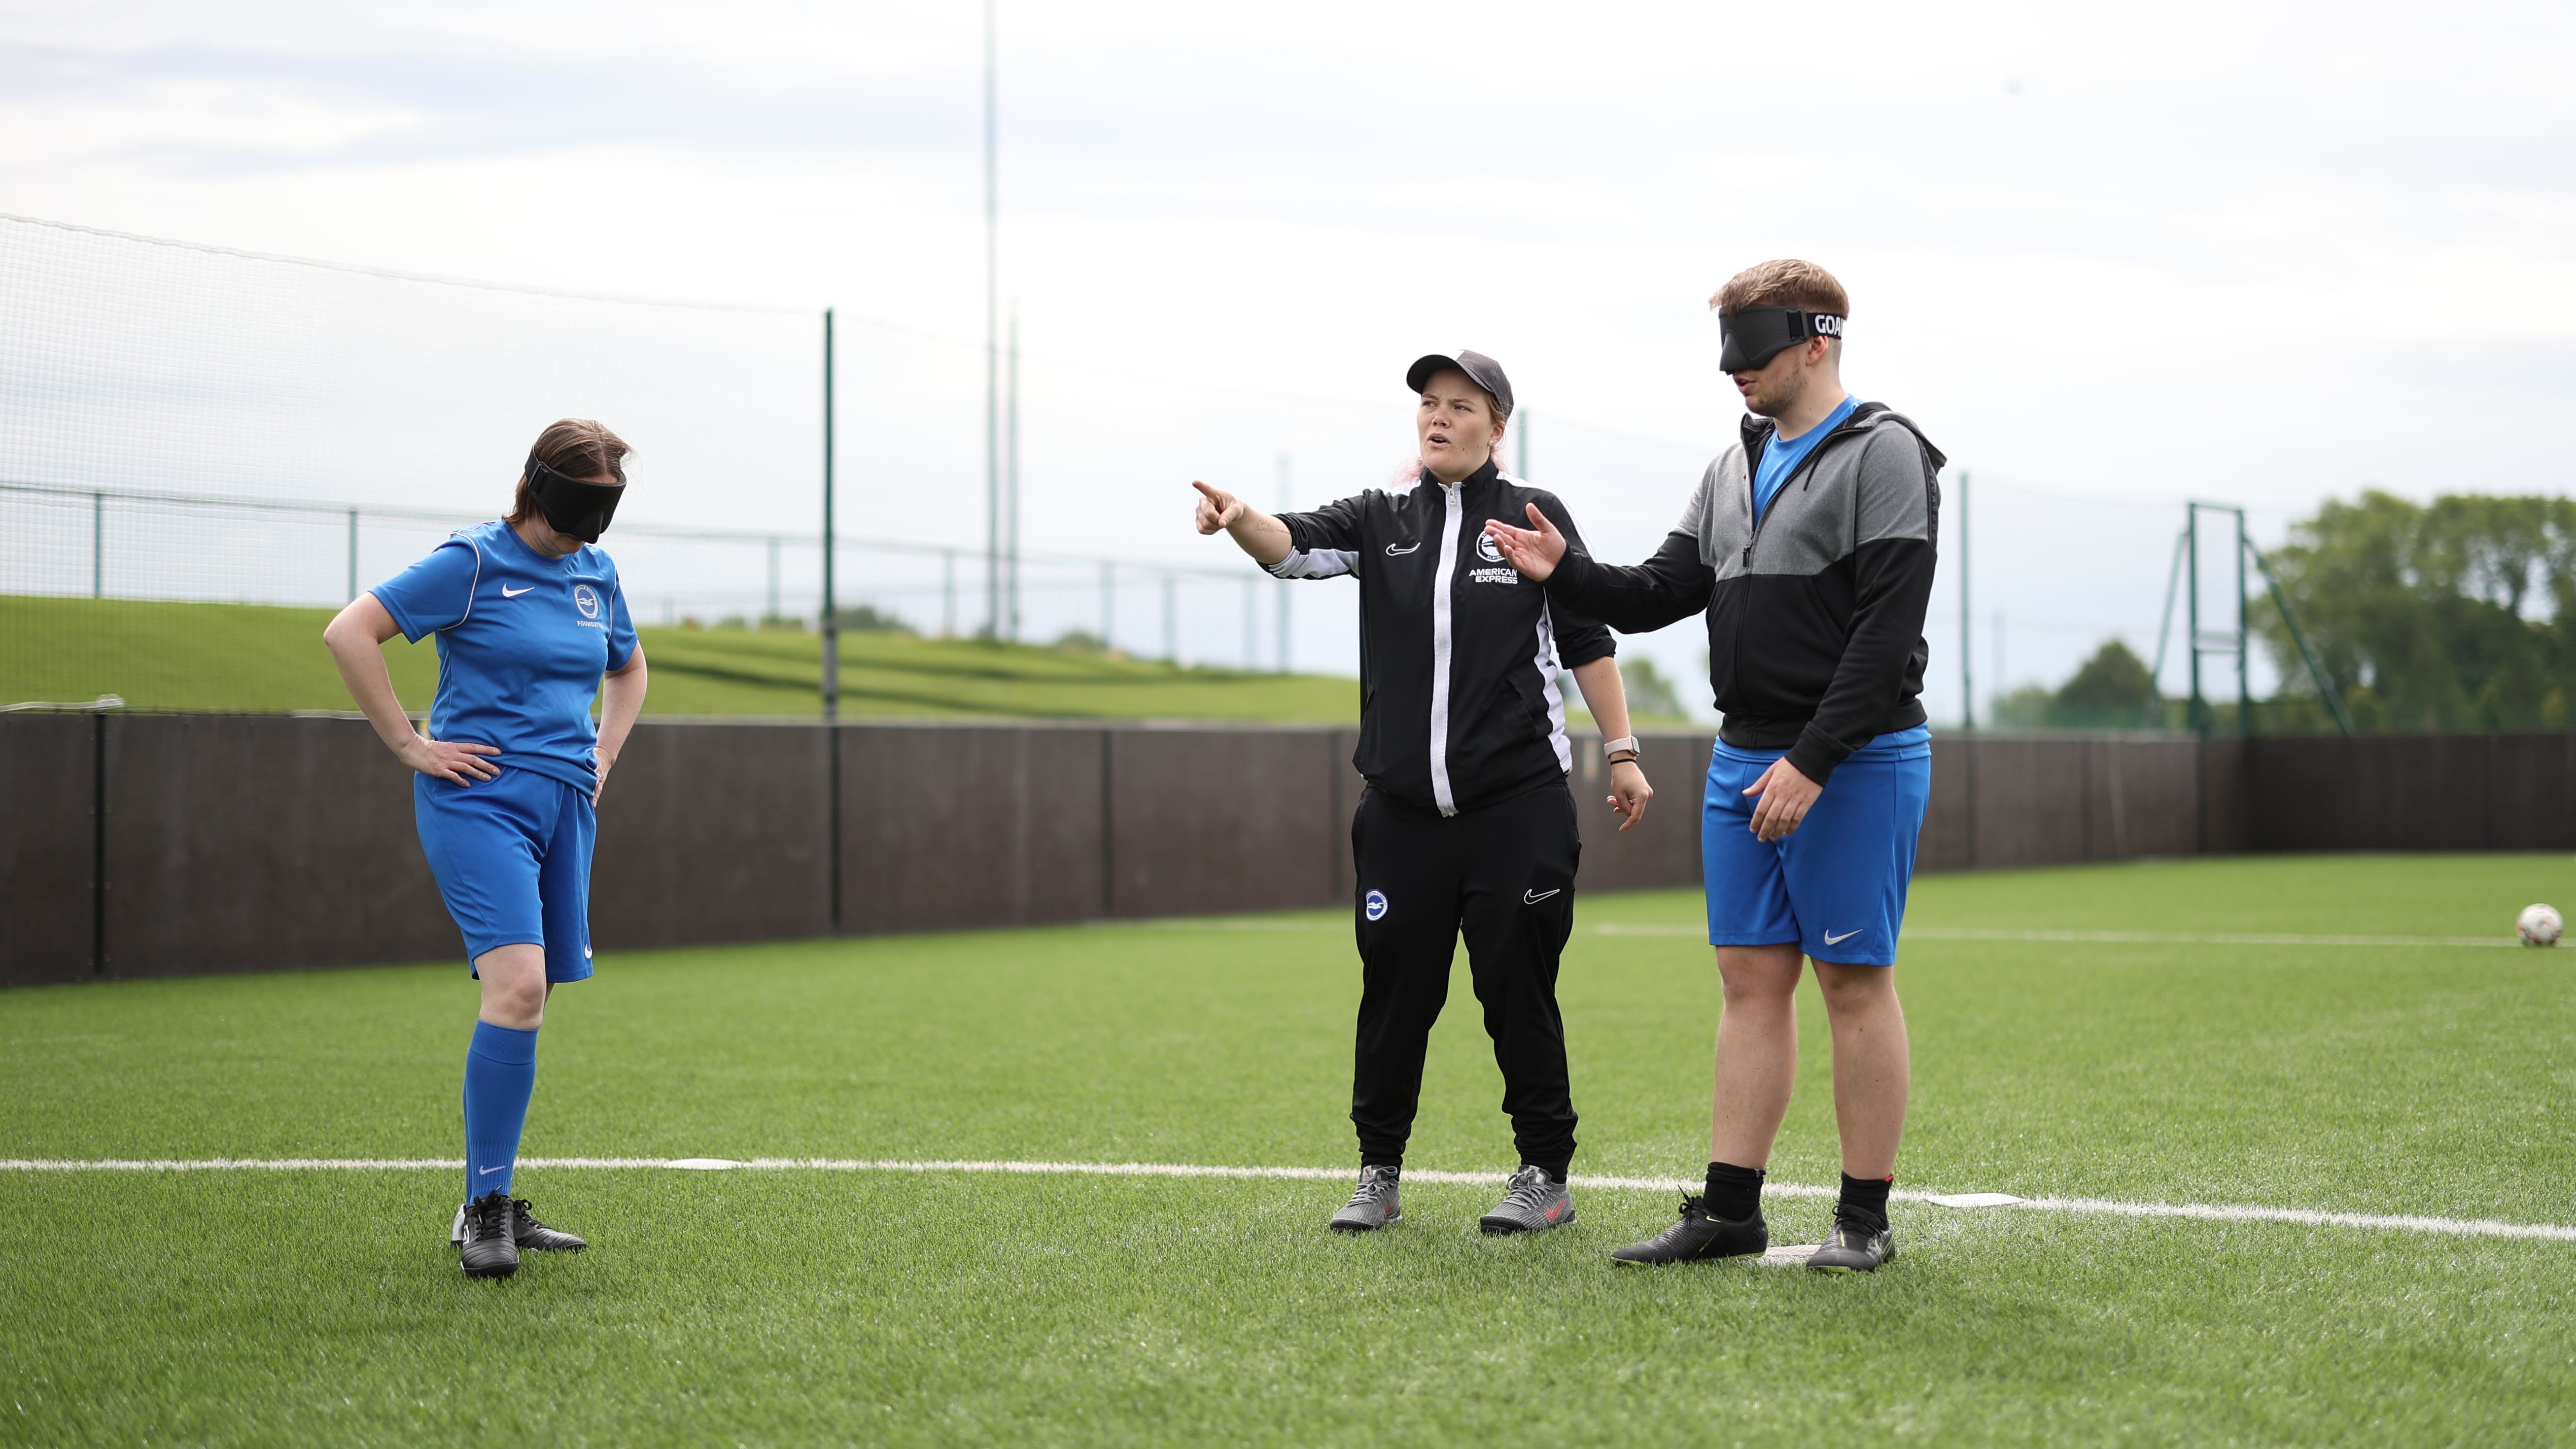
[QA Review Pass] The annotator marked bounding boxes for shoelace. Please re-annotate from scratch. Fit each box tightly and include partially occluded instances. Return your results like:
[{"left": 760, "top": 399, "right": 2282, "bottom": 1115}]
[
  {"left": 1830, "top": 1210, "right": 1886, "bottom": 1242},
  {"left": 1498, "top": 1172, "right": 1557, "bottom": 1215},
  {"left": 1344, "top": 1172, "right": 1396, "bottom": 1209},
  {"left": 468, "top": 1196, "right": 512, "bottom": 1238}
]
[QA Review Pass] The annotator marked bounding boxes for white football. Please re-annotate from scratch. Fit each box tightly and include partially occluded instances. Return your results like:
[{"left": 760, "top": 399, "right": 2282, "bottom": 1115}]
[{"left": 2517, "top": 904, "right": 2562, "bottom": 948}]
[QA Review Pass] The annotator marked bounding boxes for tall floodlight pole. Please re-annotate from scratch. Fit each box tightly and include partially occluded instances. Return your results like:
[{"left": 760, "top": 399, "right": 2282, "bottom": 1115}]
[
  {"left": 1957, "top": 470, "right": 1972, "bottom": 730},
  {"left": 982, "top": 0, "right": 1000, "bottom": 640},
  {"left": 1007, "top": 302, "right": 1021, "bottom": 642},
  {"left": 822, "top": 307, "right": 839, "bottom": 719}
]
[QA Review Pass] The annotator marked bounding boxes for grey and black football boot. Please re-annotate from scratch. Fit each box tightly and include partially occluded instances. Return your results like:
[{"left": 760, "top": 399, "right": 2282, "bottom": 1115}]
[
  {"left": 1609, "top": 1195, "right": 1768, "bottom": 1264},
  {"left": 1477, "top": 1165, "right": 1576, "bottom": 1235},
  {"left": 1328, "top": 1165, "right": 1402, "bottom": 1232},
  {"left": 457, "top": 1190, "right": 521, "bottom": 1278},
  {"left": 449, "top": 1198, "right": 587, "bottom": 1252},
  {"left": 1806, "top": 1211, "right": 1895, "bottom": 1272}
]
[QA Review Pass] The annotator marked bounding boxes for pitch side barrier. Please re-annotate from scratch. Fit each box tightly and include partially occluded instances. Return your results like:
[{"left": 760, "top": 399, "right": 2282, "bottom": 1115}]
[{"left": 3, "top": 717, "right": 2567, "bottom": 986}]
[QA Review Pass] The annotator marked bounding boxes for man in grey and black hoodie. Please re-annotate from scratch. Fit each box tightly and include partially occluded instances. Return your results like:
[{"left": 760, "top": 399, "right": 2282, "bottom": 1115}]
[{"left": 1484, "top": 259, "right": 1942, "bottom": 1272}]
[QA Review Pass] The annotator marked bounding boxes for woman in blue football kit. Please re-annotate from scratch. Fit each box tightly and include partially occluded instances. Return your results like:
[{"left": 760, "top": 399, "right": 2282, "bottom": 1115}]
[{"left": 323, "top": 418, "right": 648, "bottom": 1279}]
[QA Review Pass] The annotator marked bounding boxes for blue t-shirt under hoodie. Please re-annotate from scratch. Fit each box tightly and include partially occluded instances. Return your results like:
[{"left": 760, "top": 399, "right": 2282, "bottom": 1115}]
[
  {"left": 1752, "top": 392, "right": 1863, "bottom": 526},
  {"left": 371, "top": 519, "right": 638, "bottom": 794}
]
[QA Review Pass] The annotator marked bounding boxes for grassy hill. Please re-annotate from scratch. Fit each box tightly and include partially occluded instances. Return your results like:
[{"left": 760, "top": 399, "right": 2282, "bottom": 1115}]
[{"left": 0, "top": 595, "right": 1362, "bottom": 722}]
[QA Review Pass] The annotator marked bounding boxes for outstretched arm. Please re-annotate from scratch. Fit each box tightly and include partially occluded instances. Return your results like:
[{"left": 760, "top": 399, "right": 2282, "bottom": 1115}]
[
  {"left": 1193, "top": 481, "right": 1292, "bottom": 566},
  {"left": 1486, "top": 504, "right": 1714, "bottom": 634}
]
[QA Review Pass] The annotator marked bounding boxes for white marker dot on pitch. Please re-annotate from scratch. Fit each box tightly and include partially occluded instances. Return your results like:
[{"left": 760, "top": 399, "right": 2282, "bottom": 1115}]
[{"left": 667, "top": 1158, "right": 742, "bottom": 1171}]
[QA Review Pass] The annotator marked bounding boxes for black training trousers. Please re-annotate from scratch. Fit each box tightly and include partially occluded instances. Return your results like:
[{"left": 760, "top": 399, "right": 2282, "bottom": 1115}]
[{"left": 1348, "top": 782, "right": 1582, "bottom": 1178}]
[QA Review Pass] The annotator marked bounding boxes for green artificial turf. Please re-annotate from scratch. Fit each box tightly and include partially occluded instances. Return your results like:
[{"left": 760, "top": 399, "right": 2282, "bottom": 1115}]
[
  {"left": 4, "top": 854, "right": 2574, "bottom": 1445},
  {"left": 0, "top": 593, "right": 1366, "bottom": 722}
]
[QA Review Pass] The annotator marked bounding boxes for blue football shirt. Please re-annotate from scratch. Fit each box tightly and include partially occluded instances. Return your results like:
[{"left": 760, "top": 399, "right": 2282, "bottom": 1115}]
[
  {"left": 1752, "top": 393, "right": 1863, "bottom": 525},
  {"left": 372, "top": 519, "right": 638, "bottom": 794}
]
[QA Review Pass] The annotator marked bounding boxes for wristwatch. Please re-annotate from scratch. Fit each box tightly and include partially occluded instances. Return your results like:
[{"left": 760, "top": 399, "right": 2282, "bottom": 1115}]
[{"left": 1603, "top": 735, "right": 1641, "bottom": 764}]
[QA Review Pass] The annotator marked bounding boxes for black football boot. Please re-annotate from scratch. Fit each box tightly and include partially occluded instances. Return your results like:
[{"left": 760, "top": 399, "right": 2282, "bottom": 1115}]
[
  {"left": 510, "top": 1199, "right": 586, "bottom": 1252},
  {"left": 457, "top": 1190, "right": 521, "bottom": 1278},
  {"left": 451, "top": 1198, "right": 588, "bottom": 1252},
  {"left": 1609, "top": 1195, "right": 1768, "bottom": 1265},
  {"left": 1806, "top": 1210, "right": 1895, "bottom": 1272}
]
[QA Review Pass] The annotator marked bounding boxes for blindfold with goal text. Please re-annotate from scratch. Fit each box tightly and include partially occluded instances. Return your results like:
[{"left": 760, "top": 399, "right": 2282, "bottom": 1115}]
[{"left": 1716, "top": 305, "right": 1846, "bottom": 373}]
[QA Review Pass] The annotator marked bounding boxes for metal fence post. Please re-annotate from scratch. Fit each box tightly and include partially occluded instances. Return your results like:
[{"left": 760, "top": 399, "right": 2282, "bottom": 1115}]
[
  {"left": 2187, "top": 506, "right": 2204, "bottom": 737},
  {"left": 821, "top": 306, "right": 839, "bottom": 719},
  {"left": 2235, "top": 506, "right": 2251, "bottom": 734},
  {"left": 1162, "top": 575, "right": 1177, "bottom": 664},
  {"left": 1100, "top": 561, "right": 1114, "bottom": 650},
  {"left": 346, "top": 509, "right": 359, "bottom": 602},
  {"left": 1276, "top": 452, "right": 1292, "bottom": 673},
  {"left": 92, "top": 491, "right": 103, "bottom": 599},
  {"left": 1957, "top": 470, "right": 1971, "bottom": 729}
]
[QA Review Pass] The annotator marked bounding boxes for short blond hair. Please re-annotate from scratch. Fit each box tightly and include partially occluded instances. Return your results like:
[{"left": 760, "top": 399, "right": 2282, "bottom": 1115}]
[{"left": 1711, "top": 259, "right": 1849, "bottom": 318}]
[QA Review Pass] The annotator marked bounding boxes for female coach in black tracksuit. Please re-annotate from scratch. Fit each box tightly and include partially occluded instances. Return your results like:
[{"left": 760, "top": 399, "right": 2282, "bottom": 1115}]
[{"left": 1190, "top": 349, "right": 1653, "bottom": 1236}]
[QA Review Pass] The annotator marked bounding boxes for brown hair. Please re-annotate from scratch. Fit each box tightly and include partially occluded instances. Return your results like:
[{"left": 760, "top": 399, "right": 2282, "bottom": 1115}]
[
  {"left": 1711, "top": 259, "right": 1850, "bottom": 318},
  {"left": 507, "top": 418, "right": 631, "bottom": 525}
]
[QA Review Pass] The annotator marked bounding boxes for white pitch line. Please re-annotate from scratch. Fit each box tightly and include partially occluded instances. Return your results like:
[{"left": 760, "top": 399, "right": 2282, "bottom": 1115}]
[
  {"left": 1593, "top": 923, "right": 2517, "bottom": 948},
  {"left": 1902, "top": 926, "right": 2517, "bottom": 949},
  {"left": 4, "top": 1156, "right": 2570, "bottom": 1244},
  {"left": 1142, "top": 918, "right": 2522, "bottom": 948}
]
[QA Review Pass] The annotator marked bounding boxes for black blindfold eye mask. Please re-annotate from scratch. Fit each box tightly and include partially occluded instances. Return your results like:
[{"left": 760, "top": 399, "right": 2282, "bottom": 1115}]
[
  {"left": 525, "top": 454, "right": 623, "bottom": 542},
  {"left": 1716, "top": 305, "right": 1846, "bottom": 374}
]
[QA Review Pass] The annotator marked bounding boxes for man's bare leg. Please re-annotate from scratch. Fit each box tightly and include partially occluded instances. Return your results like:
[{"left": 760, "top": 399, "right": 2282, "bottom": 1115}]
[
  {"left": 1809, "top": 957, "right": 1908, "bottom": 1269},
  {"left": 1812, "top": 960, "right": 1908, "bottom": 1178},
  {"left": 1708, "top": 943, "right": 1805, "bottom": 1167},
  {"left": 1606, "top": 943, "right": 1805, "bottom": 1263}
]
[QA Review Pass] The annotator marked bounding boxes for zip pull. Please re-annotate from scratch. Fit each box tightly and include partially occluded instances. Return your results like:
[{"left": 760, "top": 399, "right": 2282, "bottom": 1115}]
[{"left": 1742, "top": 545, "right": 1752, "bottom": 566}]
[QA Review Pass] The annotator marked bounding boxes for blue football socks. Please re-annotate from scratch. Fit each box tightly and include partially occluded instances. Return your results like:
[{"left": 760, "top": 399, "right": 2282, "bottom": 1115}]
[{"left": 462, "top": 1020, "right": 539, "bottom": 1201}]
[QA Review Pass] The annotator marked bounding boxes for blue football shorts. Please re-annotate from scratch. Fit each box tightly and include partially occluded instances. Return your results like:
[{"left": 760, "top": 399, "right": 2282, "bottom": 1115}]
[
  {"left": 413, "top": 765, "right": 598, "bottom": 982},
  {"left": 1700, "top": 730, "right": 1931, "bottom": 968}
]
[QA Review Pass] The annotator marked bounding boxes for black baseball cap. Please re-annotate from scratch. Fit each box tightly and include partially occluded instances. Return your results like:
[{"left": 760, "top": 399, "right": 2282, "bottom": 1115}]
[{"left": 1405, "top": 350, "right": 1513, "bottom": 418}]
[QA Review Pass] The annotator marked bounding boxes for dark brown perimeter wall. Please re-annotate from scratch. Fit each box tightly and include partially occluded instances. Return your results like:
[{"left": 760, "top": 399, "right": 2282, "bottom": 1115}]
[{"left": 4, "top": 716, "right": 2569, "bottom": 986}]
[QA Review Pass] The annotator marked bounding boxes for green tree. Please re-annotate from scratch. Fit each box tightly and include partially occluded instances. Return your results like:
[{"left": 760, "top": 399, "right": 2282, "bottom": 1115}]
[
  {"left": 1990, "top": 683, "right": 2053, "bottom": 729},
  {"left": 1618, "top": 656, "right": 1690, "bottom": 722},
  {"left": 2256, "top": 490, "right": 2576, "bottom": 732},
  {"left": 2045, "top": 640, "right": 2156, "bottom": 728}
]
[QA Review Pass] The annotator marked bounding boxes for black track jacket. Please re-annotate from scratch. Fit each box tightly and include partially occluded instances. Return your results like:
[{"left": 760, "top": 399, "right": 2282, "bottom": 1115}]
[
  {"left": 1268, "top": 457, "right": 1615, "bottom": 816},
  {"left": 1543, "top": 402, "right": 1943, "bottom": 786}
]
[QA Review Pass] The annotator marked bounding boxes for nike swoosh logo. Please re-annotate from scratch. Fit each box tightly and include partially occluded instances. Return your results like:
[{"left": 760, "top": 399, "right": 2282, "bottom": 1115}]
[
  {"left": 1823, "top": 928, "right": 1865, "bottom": 945},
  {"left": 500, "top": 584, "right": 534, "bottom": 598},
  {"left": 1522, "top": 888, "right": 1561, "bottom": 904},
  {"left": 478, "top": 1165, "right": 506, "bottom": 1175},
  {"left": 1384, "top": 541, "right": 1420, "bottom": 556}
]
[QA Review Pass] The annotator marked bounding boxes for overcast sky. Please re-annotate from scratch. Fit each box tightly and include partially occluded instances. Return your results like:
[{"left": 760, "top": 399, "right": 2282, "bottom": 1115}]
[{"left": 6, "top": 0, "right": 2570, "bottom": 717}]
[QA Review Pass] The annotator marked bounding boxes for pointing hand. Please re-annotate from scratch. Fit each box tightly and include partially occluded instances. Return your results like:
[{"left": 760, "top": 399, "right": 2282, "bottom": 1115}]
[{"left": 1193, "top": 481, "right": 1246, "bottom": 535}]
